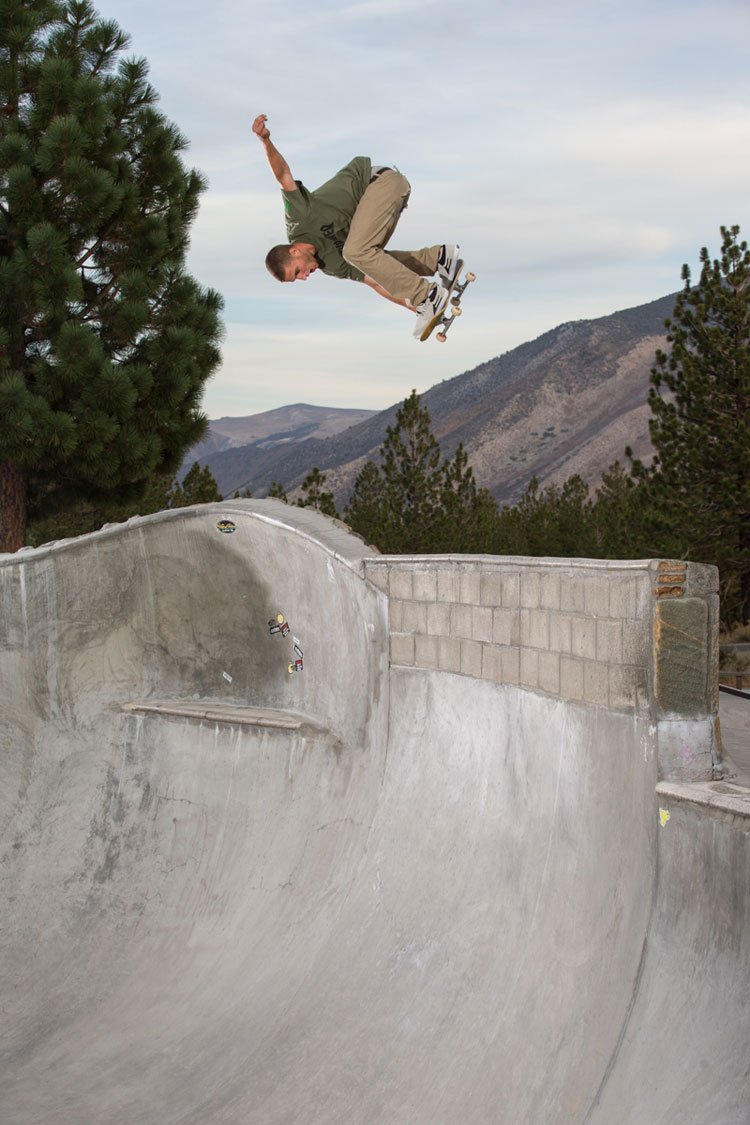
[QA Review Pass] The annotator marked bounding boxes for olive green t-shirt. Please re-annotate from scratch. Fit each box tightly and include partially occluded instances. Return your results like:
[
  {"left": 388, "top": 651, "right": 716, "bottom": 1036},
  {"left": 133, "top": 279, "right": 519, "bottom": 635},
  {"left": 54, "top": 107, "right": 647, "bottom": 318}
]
[{"left": 282, "top": 156, "right": 372, "bottom": 281}]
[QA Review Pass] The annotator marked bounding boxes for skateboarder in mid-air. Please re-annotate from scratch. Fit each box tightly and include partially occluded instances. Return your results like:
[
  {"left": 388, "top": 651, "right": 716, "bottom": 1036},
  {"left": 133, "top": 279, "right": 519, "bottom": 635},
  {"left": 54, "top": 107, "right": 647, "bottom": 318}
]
[{"left": 252, "top": 114, "right": 462, "bottom": 339}]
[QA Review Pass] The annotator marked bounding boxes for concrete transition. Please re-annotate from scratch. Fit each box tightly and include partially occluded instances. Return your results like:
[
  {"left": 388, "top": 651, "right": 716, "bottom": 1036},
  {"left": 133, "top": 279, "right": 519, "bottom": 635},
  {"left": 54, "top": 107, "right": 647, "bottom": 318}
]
[{"left": 1, "top": 501, "right": 748, "bottom": 1124}]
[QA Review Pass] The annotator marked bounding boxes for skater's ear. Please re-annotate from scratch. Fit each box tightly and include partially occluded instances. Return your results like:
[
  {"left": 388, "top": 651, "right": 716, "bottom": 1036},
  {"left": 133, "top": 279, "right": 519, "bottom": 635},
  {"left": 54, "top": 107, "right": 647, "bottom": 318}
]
[{"left": 265, "top": 245, "right": 294, "bottom": 281}]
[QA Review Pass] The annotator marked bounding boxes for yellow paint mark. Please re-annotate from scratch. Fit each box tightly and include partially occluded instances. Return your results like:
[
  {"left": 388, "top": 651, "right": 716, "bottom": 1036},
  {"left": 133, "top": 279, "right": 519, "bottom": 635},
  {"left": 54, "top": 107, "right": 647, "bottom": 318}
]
[{"left": 659, "top": 808, "right": 671, "bottom": 827}]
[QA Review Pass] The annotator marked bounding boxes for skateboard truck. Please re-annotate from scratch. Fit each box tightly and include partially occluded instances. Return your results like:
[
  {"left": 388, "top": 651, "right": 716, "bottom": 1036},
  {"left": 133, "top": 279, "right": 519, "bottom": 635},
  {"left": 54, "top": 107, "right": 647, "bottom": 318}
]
[
  {"left": 435, "top": 272, "right": 476, "bottom": 343},
  {"left": 420, "top": 268, "right": 476, "bottom": 343}
]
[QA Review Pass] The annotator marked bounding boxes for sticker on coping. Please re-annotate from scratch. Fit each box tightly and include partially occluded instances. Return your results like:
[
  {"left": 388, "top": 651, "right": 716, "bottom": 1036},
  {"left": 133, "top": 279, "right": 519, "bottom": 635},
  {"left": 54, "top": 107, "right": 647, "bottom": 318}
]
[
  {"left": 268, "top": 612, "right": 290, "bottom": 638},
  {"left": 659, "top": 808, "right": 671, "bottom": 827},
  {"left": 222, "top": 671, "right": 233, "bottom": 683},
  {"left": 216, "top": 519, "right": 236, "bottom": 534},
  {"left": 288, "top": 658, "right": 303, "bottom": 674}
]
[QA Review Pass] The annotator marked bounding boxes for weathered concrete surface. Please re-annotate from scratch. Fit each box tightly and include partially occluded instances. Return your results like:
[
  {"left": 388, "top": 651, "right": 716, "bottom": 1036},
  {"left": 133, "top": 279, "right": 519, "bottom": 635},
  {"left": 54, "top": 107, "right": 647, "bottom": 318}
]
[{"left": 1, "top": 502, "right": 748, "bottom": 1124}]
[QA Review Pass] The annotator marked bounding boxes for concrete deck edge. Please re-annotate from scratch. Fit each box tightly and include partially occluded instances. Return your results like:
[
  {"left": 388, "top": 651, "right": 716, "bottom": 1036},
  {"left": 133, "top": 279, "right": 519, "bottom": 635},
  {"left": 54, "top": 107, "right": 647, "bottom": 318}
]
[{"left": 655, "top": 779, "right": 750, "bottom": 824}]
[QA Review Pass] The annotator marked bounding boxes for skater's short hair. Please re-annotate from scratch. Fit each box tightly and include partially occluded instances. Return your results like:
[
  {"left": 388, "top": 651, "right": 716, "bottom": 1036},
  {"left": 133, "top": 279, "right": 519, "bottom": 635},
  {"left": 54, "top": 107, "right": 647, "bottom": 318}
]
[{"left": 265, "top": 245, "right": 293, "bottom": 281}]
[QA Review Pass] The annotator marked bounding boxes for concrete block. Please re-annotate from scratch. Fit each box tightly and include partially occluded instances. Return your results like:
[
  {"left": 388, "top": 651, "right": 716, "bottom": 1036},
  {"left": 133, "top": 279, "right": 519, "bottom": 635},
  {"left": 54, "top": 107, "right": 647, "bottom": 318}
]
[
  {"left": 402, "top": 600, "right": 428, "bottom": 634},
  {"left": 390, "top": 633, "right": 415, "bottom": 666},
  {"left": 538, "top": 651, "right": 561, "bottom": 695},
  {"left": 436, "top": 566, "right": 459, "bottom": 603},
  {"left": 608, "top": 577, "right": 637, "bottom": 620},
  {"left": 596, "top": 619, "right": 623, "bottom": 665},
  {"left": 571, "top": 616, "right": 596, "bottom": 660},
  {"left": 520, "top": 571, "right": 541, "bottom": 609},
  {"left": 460, "top": 569, "right": 481, "bottom": 606},
  {"left": 520, "top": 647, "right": 539, "bottom": 688},
  {"left": 502, "top": 572, "right": 521, "bottom": 608},
  {"left": 415, "top": 633, "right": 439, "bottom": 670},
  {"left": 389, "top": 599, "right": 405, "bottom": 633},
  {"left": 461, "top": 640, "right": 483, "bottom": 678},
  {"left": 426, "top": 601, "right": 451, "bottom": 637},
  {"left": 583, "top": 661, "right": 609, "bottom": 706},
  {"left": 482, "top": 644, "right": 503, "bottom": 684},
  {"left": 493, "top": 607, "right": 520, "bottom": 647},
  {"left": 560, "top": 656, "right": 584, "bottom": 701},
  {"left": 550, "top": 612, "right": 572, "bottom": 654},
  {"left": 452, "top": 603, "right": 474, "bottom": 640},
  {"left": 472, "top": 606, "right": 493, "bottom": 643},
  {"left": 481, "top": 570, "right": 503, "bottom": 607},
  {"left": 413, "top": 570, "right": 438, "bottom": 602},
  {"left": 560, "top": 578, "right": 585, "bottom": 613},
  {"left": 389, "top": 569, "right": 413, "bottom": 601},
  {"left": 438, "top": 635, "right": 462, "bottom": 673},
  {"left": 634, "top": 575, "right": 652, "bottom": 618},
  {"left": 501, "top": 646, "right": 521, "bottom": 685},
  {"left": 622, "top": 620, "right": 647, "bottom": 667},
  {"left": 540, "top": 571, "right": 561, "bottom": 610},
  {"left": 584, "top": 578, "right": 610, "bottom": 618},
  {"left": 520, "top": 609, "right": 549, "bottom": 650},
  {"left": 609, "top": 665, "right": 638, "bottom": 711}
]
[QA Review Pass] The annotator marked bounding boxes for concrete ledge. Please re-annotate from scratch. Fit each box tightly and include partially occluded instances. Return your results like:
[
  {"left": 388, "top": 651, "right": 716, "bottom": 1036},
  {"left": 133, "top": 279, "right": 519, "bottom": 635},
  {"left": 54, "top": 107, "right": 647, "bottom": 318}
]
[
  {"left": 656, "top": 779, "right": 750, "bottom": 825},
  {"left": 122, "top": 701, "right": 329, "bottom": 733},
  {"left": 2, "top": 499, "right": 375, "bottom": 573}
]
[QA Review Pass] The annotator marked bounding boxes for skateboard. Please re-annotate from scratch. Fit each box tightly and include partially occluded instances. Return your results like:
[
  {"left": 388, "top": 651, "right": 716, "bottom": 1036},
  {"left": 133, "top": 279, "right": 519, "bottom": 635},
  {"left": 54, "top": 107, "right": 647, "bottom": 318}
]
[{"left": 420, "top": 265, "right": 476, "bottom": 343}]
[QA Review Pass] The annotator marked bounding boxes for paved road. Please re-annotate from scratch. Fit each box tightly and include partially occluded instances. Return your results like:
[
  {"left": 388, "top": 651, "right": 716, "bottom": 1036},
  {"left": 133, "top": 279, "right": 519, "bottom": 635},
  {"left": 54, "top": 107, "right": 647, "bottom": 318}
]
[
  {"left": 1, "top": 503, "right": 748, "bottom": 1124},
  {"left": 720, "top": 686, "right": 750, "bottom": 783}
]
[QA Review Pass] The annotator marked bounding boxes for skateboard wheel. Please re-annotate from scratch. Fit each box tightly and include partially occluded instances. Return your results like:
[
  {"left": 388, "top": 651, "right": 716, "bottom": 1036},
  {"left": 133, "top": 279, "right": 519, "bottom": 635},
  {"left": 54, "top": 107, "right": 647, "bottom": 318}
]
[
  {"left": 451, "top": 305, "right": 462, "bottom": 317},
  {"left": 436, "top": 332, "right": 447, "bottom": 343},
  {"left": 465, "top": 272, "right": 476, "bottom": 282},
  {"left": 451, "top": 297, "right": 461, "bottom": 308}
]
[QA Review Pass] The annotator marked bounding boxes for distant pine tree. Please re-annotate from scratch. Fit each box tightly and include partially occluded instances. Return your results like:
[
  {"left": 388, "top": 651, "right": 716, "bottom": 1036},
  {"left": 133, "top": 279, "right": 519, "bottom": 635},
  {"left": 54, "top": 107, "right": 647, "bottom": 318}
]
[
  {"left": 0, "top": 0, "right": 224, "bottom": 551},
  {"left": 345, "top": 390, "right": 499, "bottom": 553},
  {"left": 344, "top": 461, "right": 385, "bottom": 546},
  {"left": 267, "top": 481, "right": 288, "bottom": 502},
  {"left": 296, "top": 466, "right": 339, "bottom": 518},
  {"left": 168, "top": 462, "right": 222, "bottom": 507}
]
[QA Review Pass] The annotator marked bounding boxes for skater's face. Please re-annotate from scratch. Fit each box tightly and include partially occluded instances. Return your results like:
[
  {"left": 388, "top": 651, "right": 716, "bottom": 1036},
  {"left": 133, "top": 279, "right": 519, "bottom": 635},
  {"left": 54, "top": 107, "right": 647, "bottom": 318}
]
[{"left": 285, "top": 244, "right": 318, "bottom": 281}]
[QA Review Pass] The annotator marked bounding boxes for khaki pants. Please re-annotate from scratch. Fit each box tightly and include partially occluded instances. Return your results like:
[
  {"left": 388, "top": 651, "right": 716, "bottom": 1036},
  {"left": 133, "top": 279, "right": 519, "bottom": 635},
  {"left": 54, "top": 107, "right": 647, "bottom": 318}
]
[{"left": 342, "top": 170, "right": 440, "bottom": 306}]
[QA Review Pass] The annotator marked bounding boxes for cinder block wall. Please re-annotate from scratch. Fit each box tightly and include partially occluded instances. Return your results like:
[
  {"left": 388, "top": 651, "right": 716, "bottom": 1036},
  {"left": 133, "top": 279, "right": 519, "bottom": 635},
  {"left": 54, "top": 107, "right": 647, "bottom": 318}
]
[{"left": 363, "top": 555, "right": 719, "bottom": 732}]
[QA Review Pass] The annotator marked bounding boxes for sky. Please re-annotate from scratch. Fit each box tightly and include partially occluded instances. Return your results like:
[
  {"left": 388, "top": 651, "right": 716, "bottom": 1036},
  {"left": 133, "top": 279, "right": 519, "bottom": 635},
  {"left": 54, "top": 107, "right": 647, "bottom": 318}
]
[{"left": 90, "top": 0, "right": 750, "bottom": 420}]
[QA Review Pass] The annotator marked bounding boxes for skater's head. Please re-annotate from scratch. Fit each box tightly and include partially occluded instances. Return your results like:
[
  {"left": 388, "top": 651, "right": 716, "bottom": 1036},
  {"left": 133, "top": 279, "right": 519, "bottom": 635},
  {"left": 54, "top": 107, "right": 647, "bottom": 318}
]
[{"left": 265, "top": 242, "right": 318, "bottom": 282}]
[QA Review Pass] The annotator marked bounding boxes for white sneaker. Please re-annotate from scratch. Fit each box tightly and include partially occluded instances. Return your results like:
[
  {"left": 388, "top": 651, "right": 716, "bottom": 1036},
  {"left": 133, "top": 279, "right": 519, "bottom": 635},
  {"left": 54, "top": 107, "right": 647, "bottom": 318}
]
[
  {"left": 436, "top": 244, "right": 462, "bottom": 287},
  {"left": 413, "top": 282, "right": 449, "bottom": 339}
]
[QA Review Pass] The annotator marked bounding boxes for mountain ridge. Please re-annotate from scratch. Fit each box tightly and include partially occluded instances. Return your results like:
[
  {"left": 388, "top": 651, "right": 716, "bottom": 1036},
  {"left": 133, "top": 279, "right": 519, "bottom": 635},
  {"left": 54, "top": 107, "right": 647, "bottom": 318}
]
[{"left": 195, "top": 291, "right": 677, "bottom": 505}]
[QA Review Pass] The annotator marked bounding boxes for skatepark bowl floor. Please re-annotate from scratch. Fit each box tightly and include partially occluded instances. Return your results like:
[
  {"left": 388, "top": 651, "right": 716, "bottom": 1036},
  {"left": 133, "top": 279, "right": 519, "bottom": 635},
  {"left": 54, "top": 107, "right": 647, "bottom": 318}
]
[{"left": 1, "top": 500, "right": 748, "bottom": 1124}]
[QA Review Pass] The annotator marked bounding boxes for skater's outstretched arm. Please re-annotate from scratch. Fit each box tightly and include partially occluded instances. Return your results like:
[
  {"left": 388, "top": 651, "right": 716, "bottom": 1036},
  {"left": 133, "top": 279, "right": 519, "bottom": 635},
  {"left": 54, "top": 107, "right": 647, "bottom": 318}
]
[{"left": 252, "top": 114, "right": 296, "bottom": 192}]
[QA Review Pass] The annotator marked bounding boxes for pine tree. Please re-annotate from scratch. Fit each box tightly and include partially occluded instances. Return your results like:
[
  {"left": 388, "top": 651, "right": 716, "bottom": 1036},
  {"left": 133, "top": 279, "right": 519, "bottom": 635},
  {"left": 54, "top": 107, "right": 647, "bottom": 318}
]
[
  {"left": 168, "top": 461, "right": 222, "bottom": 507},
  {"left": 344, "top": 460, "right": 385, "bottom": 545},
  {"left": 0, "top": 0, "right": 224, "bottom": 551},
  {"left": 267, "top": 481, "right": 288, "bottom": 502},
  {"left": 437, "top": 441, "right": 499, "bottom": 552},
  {"left": 296, "top": 466, "right": 339, "bottom": 518},
  {"left": 630, "top": 225, "right": 750, "bottom": 622},
  {"left": 345, "top": 391, "right": 499, "bottom": 553},
  {"left": 493, "top": 474, "right": 594, "bottom": 558},
  {"left": 590, "top": 460, "right": 648, "bottom": 559},
  {"left": 378, "top": 389, "right": 445, "bottom": 552}
]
